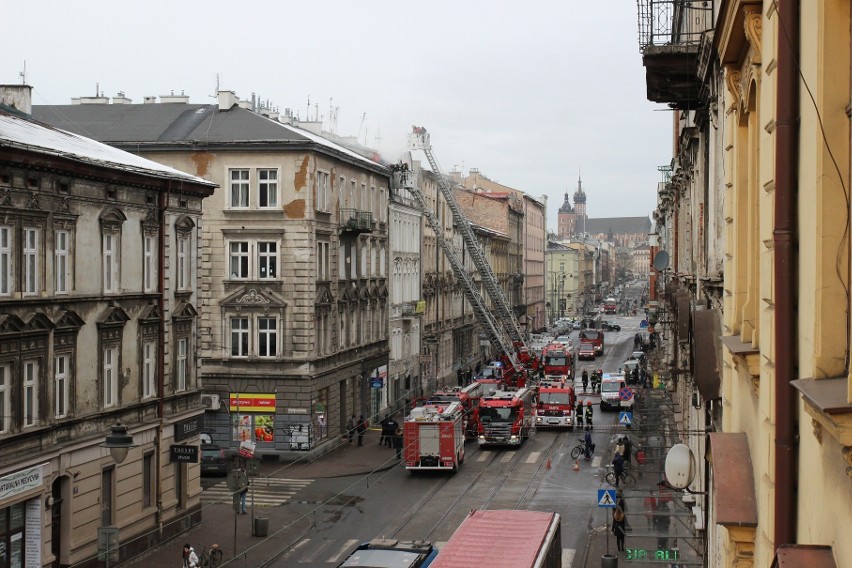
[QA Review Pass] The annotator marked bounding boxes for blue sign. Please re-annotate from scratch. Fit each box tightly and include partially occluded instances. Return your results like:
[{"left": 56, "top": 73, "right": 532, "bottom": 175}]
[
  {"left": 370, "top": 379, "right": 383, "bottom": 389},
  {"left": 619, "top": 411, "right": 633, "bottom": 426},
  {"left": 598, "top": 489, "right": 617, "bottom": 508}
]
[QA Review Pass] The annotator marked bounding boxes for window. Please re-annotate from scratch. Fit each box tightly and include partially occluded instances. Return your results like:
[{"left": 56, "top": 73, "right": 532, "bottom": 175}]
[
  {"left": 54, "top": 354, "right": 69, "bottom": 418},
  {"left": 55, "top": 230, "right": 70, "bottom": 294},
  {"left": 23, "top": 360, "right": 38, "bottom": 428},
  {"left": 229, "top": 169, "right": 249, "bottom": 208},
  {"left": 231, "top": 318, "right": 249, "bottom": 357},
  {"left": 317, "top": 171, "right": 329, "bottom": 211},
  {"left": 258, "top": 169, "right": 278, "bottom": 208},
  {"left": 176, "top": 338, "right": 187, "bottom": 390},
  {"left": 177, "top": 235, "right": 189, "bottom": 290},
  {"left": 143, "top": 452, "right": 155, "bottom": 508},
  {"left": 103, "top": 233, "right": 119, "bottom": 293},
  {"left": 0, "top": 364, "right": 9, "bottom": 433},
  {"left": 257, "top": 317, "right": 278, "bottom": 357},
  {"left": 143, "top": 234, "right": 157, "bottom": 292},
  {"left": 102, "top": 467, "right": 114, "bottom": 525},
  {"left": 0, "top": 226, "right": 10, "bottom": 295},
  {"left": 103, "top": 346, "right": 118, "bottom": 408},
  {"left": 143, "top": 340, "right": 156, "bottom": 398},
  {"left": 257, "top": 242, "right": 277, "bottom": 279},
  {"left": 229, "top": 242, "right": 249, "bottom": 279},
  {"left": 23, "top": 227, "right": 39, "bottom": 295},
  {"left": 317, "top": 240, "right": 330, "bottom": 280}
]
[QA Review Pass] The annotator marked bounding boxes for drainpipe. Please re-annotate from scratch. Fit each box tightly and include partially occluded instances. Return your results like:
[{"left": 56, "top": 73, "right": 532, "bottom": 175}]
[
  {"left": 774, "top": 0, "right": 799, "bottom": 550},
  {"left": 155, "top": 180, "right": 171, "bottom": 532}
]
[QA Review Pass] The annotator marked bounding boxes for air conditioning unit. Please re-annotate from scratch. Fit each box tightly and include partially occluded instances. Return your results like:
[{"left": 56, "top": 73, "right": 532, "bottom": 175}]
[{"left": 200, "top": 394, "right": 220, "bottom": 411}]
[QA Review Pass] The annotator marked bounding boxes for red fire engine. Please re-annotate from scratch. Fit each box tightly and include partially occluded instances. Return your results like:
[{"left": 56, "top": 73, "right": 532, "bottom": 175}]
[
  {"left": 428, "top": 382, "right": 483, "bottom": 439},
  {"left": 477, "top": 387, "right": 534, "bottom": 446},
  {"left": 535, "top": 377, "right": 576, "bottom": 429},
  {"left": 403, "top": 401, "right": 466, "bottom": 472},
  {"left": 541, "top": 343, "right": 575, "bottom": 380}
]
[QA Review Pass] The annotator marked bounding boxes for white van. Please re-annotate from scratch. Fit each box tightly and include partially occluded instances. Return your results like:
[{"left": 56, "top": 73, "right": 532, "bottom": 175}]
[{"left": 600, "top": 373, "right": 634, "bottom": 411}]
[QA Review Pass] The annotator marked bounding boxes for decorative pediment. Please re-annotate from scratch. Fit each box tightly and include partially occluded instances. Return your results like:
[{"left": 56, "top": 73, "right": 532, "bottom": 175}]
[
  {"left": 23, "top": 313, "right": 54, "bottom": 332},
  {"left": 139, "top": 303, "right": 162, "bottom": 323},
  {"left": 172, "top": 302, "right": 198, "bottom": 321},
  {"left": 174, "top": 215, "right": 195, "bottom": 236},
  {"left": 97, "top": 305, "right": 130, "bottom": 326},
  {"left": 315, "top": 284, "right": 334, "bottom": 305},
  {"left": 221, "top": 287, "right": 287, "bottom": 308},
  {"left": 0, "top": 314, "right": 25, "bottom": 334},
  {"left": 99, "top": 207, "right": 127, "bottom": 230},
  {"left": 54, "top": 310, "right": 85, "bottom": 330},
  {"left": 340, "top": 283, "right": 358, "bottom": 303}
]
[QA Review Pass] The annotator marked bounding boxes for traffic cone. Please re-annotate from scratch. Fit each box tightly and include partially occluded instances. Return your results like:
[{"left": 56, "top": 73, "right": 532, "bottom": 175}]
[
  {"left": 546, "top": 457, "right": 552, "bottom": 470},
  {"left": 572, "top": 459, "right": 580, "bottom": 472}
]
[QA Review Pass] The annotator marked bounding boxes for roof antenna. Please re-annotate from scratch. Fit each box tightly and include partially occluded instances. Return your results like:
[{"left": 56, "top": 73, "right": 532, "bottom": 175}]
[{"left": 19, "top": 61, "right": 26, "bottom": 85}]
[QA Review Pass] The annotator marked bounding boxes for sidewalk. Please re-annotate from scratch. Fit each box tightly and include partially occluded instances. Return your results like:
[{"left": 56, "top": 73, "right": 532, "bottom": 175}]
[{"left": 125, "top": 427, "right": 397, "bottom": 567}]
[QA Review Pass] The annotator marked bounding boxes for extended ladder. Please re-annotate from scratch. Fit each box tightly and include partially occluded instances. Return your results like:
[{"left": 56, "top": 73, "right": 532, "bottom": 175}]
[
  {"left": 393, "top": 167, "right": 518, "bottom": 368},
  {"left": 408, "top": 128, "right": 526, "bottom": 345}
]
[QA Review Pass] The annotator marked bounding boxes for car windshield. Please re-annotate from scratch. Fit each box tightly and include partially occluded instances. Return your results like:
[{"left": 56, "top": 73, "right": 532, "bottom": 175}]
[
  {"left": 601, "top": 382, "right": 624, "bottom": 393},
  {"left": 539, "top": 392, "right": 572, "bottom": 405},
  {"left": 480, "top": 406, "right": 518, "bottom": 422},
  {"left": 202, "top": 449, "right": 222, "bottom": 458},
  {"left": 544, "top": 356, "right": 567, "bottom": 366}
]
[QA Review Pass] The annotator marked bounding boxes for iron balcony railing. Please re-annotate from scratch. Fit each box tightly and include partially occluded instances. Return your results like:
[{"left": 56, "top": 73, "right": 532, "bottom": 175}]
[
  {"left": 637, "top": 0, "right": 715, "bottom": 52},
  {"left": 340, "top": 208, "right": 373, "bottom": 231}
]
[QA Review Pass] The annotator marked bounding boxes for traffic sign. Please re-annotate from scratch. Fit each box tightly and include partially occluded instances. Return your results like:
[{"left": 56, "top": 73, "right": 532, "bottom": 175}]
[
  {"left": 598, "top": 489, "right": 617, "bottom": 508},
  {"left": 619, "top": 387, "right": 634, "bottom": 401},
  {"left": 619, "top": 411, "right": 633, "bottom": 426}
]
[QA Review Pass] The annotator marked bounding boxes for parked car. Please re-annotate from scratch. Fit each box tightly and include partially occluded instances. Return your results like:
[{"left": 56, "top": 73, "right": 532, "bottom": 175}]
[
  {"left": 601, "top": 321, "right": 621, "bottom": 332},
  {"left": 555, "top": 335, "right": 573, "bottom": 348},
  {"left": 578, "top": 342, "right": 596, "bottom": 360},
  {"left": 623, "top": 358, "right": 641, "bottom": 384},
  {"left": 201, "top": 444, "right": 228, "bottom": 476},
  {"left": 572, "top": 321, "right": 582, "bottom": 330}
]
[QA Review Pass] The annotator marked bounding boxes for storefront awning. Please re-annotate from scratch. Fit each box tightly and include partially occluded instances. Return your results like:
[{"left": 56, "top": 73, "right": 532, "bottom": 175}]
[
  {"left": 676, "top": 290, "right": 691, "bottom": 339},
  {"left": 693, "top": 309, "right": 721, "bottom": 400},
  {"left": 772, "top": 545, "right": 837, "bottom": 568},
  {"left": 707, "top": 432, "right": 757, "bottom": 527}
]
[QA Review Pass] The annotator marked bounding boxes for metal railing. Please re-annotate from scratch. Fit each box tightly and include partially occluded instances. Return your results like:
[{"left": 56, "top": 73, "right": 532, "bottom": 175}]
[
  {"left": 637, "top": 0, "right": 714, "bottom": 52},
  {"left": 340, "top": 208, "right": 373, "bottom": 230}
]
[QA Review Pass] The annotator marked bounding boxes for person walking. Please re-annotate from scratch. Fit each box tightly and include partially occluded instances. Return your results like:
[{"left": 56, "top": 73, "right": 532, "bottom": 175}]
[
  {"left": 583, "top": 428, "right": 594, "bottom": 460},
  {"left": 238, "top": 479, "right": 248, "bottom": 514},
  {"left": 379, "top": 415, "right": 390, "bottom": 446},
  {"left": 581, "top": 369, "right": 589, "bottom": 393},
  {"left": 346, "top": 415, "right": 356, "bottom": 444},
  {"left": 356, "top": 415, "right": 368, "bottom": 446},
  {"left": 585, "top": 400, "right": 594, "bottom": 429},
  {"left": 575, "top": 399, "right": 584, "bottom": 429},
  {"left": 612, "top": 506, "right": 626, "bottom": 552},
  {"left": 392, "top": 427, "right": 404, "bottom": 459},
  {"left": 384, "top": 415, "right": 398, "bottom": 447},
  {"left": 183, "top": 544, "right": 199, "bottom": 568},
  {"left": 622, "top": 435, "right": 633, "bottom": 466},
  {"left": 616, "top": 489, "right": 631, "bottom": 532},
  {"left": 612, "top": 451, "right": 625, "bottom": 487}
]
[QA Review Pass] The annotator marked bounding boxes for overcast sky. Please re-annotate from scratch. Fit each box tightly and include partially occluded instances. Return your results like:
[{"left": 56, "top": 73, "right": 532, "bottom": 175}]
[{"left": 3, "top": 0, "right": 671, "bottom": 231}]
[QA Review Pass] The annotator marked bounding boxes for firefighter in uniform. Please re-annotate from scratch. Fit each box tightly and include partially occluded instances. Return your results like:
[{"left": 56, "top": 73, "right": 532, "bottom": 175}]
[{"left": 585, "top": 400, "right": 594, "bottom": 429}]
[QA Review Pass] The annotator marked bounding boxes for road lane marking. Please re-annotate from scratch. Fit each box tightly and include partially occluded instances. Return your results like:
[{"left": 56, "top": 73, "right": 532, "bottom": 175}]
[
  {"left": 476, "top": 452, "right": 489, "bottom": 462},
  {"left": 592, "top": 456, "right": 602, "bottom": 467},
  {"left": 325, "top": 539, "right": 361, "bottom": 564},
  {"left": 526, "top": 451, "right": 541, "bottom": 464},
  {"left": 500, "top": 453, "right": 513, "bottom": 463},
  {"left": 562, "top": 548, "right": 576, "bottom": 567}
]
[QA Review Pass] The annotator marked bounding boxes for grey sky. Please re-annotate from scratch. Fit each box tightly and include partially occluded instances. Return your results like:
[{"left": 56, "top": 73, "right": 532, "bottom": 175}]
[{"left": 3, "top": 0, "right": 670, "bottom": 230}]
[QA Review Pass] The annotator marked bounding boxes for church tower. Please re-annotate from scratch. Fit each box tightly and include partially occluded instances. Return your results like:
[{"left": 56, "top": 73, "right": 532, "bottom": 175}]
[
  {"left": 573, "top": 174, "right": 587, "bottom": 235},
  {"left": 557, "top": 190, "right": 575, "bottom": 239}
]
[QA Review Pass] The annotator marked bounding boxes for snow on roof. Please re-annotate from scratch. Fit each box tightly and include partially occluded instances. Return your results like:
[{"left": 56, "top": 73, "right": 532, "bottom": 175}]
[
  {"left": 273, "top": 120, "right": 386, "bottom": 170},
  {"left": 0, "top": 111, "right": 214, "bottom": 186}
]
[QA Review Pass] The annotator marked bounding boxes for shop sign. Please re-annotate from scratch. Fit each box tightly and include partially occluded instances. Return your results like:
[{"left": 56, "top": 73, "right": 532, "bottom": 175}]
[
  {"left": 229, "top": 393, "right": 276, "bottom": 412},
  {"left": 169, "top": 445, "right": 199, "bottom": 463},
  {"left": 174, "top": 416, "right": 202, "bottom": 442},
  {"left": 0, "top": 465, "right": 43, "bottom": 500},
  {"left": 287, "top": 408, "right": 308, "bottom": 414}
]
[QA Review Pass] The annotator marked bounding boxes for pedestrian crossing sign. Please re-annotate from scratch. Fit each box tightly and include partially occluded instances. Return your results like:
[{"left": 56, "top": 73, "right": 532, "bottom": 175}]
[
  {"left": 619, "top": 411, "right": 633, "bottom": 426},
  {"left": 598, "top": 489, "right": 617, "bottom": 508}
]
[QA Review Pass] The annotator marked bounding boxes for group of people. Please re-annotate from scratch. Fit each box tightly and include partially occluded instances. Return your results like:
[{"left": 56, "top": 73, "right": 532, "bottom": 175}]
[
  {"left": 379, "top": 415, "right": 404, "bottom": 459},
  {"left": 580, "top": 368, "right": 602, "bottom": 394},
  {"left": 345, "top": 415, "right": 370, "bottom": 446},
  {"left": 611, "top": 435, "right": 634, "bottom": 487},
  {"left": 574, "top": 398, "right": 594, "bottom": 429}
]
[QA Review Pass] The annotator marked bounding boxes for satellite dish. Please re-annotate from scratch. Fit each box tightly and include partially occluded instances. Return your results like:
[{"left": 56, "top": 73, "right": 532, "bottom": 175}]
[
  {"left": 664, "top": 443, "right": 695, "bottom": 489},
  {"left": 653, "top": 250, "right": 670, "bottom": 271}
]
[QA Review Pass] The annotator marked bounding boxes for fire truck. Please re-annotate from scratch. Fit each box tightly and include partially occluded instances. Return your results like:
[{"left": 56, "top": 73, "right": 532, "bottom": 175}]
[
  {"left": 604, "top": 297, "right": 618, "bottom": 314},
  {"left": 403, "top": 401, "right": 466, "bottom": 472},
  {"left": 428, "top": 382, "right": 483, "bottom": 438},
  {"left": 477, "top": 387, "right": 534, "bottom": 446},
  {"left": 541, "top": 343, "right": 575, "bottom": 381},
  {"left": 535, "top": 377, "right": 576, "bottom": 429}
]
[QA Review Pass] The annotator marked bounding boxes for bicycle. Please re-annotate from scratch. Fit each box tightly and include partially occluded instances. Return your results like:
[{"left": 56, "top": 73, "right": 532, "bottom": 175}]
[
  {"left": 604, "top": 464, "right": 636, "bottom": 489},
  {"left": 570, "top": 438, "right": 595, "bottom": 461},
  {"left": 197, "top": 543, "right": 223, "bottom": 568}
]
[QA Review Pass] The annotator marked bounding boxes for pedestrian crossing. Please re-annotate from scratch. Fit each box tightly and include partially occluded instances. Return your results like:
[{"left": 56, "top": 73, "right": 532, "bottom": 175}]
[{"left": 201, "top": 477, "right": 313, "bottom": 507}]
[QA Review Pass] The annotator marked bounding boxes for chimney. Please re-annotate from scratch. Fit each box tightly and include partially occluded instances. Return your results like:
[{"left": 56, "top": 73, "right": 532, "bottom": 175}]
[
  {"left": 143, "top": 96, "right": 157, "bottom": 104},
  {"left": 79, "top": 95, "right": 109, "bottom": 105},
  {"left": 237, "top": 99, "right": 252, "bottom": 110},
  {"left": 160, "top": 90, "right": 190, "bottom": 104},
  {"left": 0, "top": 84, "right": 33, "bottom": 117},
  {"left": 112, "top": 91, "right": 132, "bottom": 104},
  {"left": 217, "top": 90, "right": 237, "bottom": 110}
]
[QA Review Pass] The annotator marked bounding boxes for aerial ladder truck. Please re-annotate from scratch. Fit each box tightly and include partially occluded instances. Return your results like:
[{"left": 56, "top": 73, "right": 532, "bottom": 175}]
[{"left": 400, "top": 127, "right": 539, "bottom": 386}]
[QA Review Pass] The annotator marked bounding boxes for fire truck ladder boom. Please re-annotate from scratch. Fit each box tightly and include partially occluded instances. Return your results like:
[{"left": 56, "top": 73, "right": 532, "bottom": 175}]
[
  {"left": 408, "top": 129, "right": 526, "bottom": 346},
  {"left": 394, "top": 168, "right": 517, "bottom": 367}
]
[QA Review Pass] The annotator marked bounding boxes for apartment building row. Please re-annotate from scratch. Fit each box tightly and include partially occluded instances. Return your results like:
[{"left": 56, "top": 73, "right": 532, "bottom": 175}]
[
  {"left": 638, "top": 0, "right": 850, "bottom": 566},
  {"left": 0, "top": 84, "right": 546, "bottom": 565}
]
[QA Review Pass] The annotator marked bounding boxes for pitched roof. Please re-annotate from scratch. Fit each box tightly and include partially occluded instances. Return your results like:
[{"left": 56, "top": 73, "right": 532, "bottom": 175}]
[
  {"left": 32, "top": 103, "right": 386, "bottom": 172},
  {"left": 583, "top": 216, "right": 651, "bottom": 235},
  {"left": 0, "top": 110, "right": 214, "bottom": 186}
]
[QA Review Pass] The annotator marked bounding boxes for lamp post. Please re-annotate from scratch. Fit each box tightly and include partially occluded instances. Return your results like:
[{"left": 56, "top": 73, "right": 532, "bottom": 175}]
[{"left": 98, "top": 423, "right": 136, "bottom": 568}]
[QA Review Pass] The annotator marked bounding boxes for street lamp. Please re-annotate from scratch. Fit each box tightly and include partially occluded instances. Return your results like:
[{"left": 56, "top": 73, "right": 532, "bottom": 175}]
[{"left": 100, "top": 423, "right": 136, "bottom": 464}]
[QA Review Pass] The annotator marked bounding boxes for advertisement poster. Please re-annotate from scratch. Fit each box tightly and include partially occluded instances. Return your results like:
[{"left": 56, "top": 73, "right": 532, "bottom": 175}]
[
  {"left": 255, "top": 415, "right": 274, "bottom": 443},
  {"left": 232, "top": 414, "right": 252, "bottom": 442},
  {"left": 232, "top": 414, "right": 274, "bottom": 443}
]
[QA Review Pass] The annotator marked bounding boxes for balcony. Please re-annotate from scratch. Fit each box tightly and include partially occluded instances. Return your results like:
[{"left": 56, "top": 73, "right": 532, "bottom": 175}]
[
  {"left": 637, "top": 0, "right": 714, "bottom": 109},
  {"left": 340, "top": 208, "right": 373, "bottom": 233}
]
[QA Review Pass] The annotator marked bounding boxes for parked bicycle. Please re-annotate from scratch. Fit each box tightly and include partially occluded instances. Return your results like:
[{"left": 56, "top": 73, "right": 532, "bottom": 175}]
[
  {"left": 570, "top": 438, "right": 595, "bottom": 461},
  {"left": 604, "top": 464, "right": 637, "bottom": 489},
  {"left": 198, "top": 543, "right": 223, "bottom": 568}
]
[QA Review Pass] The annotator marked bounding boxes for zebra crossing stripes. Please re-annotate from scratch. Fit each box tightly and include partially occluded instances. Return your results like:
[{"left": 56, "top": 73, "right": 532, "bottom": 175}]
[{"left": 201, "top": 477, "right": 313, "bottom": 507}]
